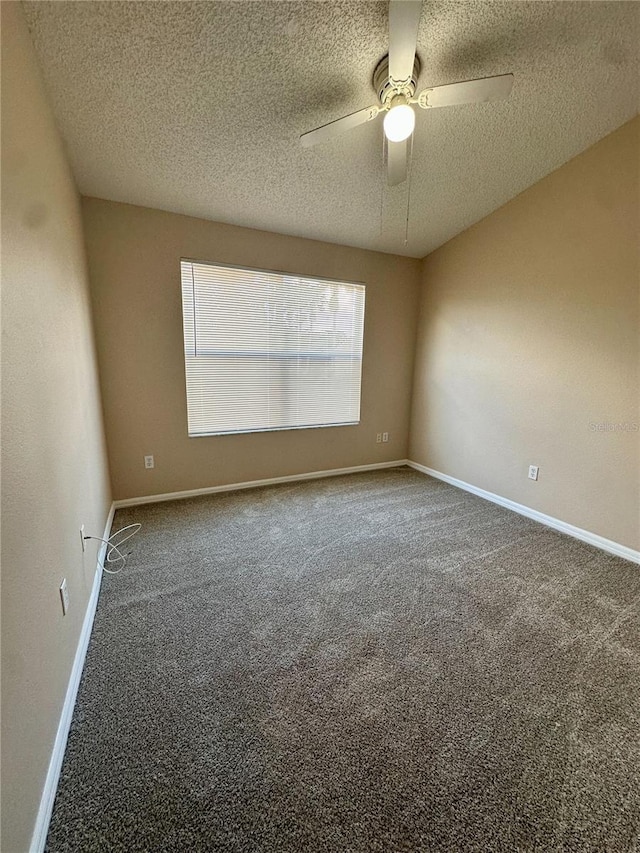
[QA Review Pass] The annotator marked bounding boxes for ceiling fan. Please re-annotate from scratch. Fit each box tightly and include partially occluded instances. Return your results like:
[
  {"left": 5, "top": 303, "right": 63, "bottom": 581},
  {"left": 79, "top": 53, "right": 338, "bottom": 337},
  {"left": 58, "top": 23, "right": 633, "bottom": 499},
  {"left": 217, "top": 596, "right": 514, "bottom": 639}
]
[{"left": 300, "top": 0, "right": 514, "bottom": 186}]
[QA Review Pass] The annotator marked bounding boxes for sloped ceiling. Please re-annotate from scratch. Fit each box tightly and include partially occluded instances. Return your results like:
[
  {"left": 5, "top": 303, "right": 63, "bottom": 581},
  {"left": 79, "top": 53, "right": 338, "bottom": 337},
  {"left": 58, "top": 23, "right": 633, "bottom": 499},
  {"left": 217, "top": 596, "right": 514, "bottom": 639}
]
[{"left": 22, "top": 1, "right": 640, "bottom": 258}]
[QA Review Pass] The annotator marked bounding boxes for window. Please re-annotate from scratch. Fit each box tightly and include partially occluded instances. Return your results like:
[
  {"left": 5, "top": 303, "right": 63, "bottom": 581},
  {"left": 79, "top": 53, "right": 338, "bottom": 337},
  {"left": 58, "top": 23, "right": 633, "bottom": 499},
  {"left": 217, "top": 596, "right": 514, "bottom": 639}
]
[{"left": 180, "top": 260, "right": 365, "bottom": 437}]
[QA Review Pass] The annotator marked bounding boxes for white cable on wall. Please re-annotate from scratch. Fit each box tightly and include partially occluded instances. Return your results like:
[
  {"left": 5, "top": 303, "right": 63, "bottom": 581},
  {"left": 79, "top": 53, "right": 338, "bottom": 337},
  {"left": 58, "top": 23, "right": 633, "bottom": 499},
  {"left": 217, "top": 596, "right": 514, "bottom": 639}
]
[{"left": 84, "top": 523, "right": 142, "bottom": 574}]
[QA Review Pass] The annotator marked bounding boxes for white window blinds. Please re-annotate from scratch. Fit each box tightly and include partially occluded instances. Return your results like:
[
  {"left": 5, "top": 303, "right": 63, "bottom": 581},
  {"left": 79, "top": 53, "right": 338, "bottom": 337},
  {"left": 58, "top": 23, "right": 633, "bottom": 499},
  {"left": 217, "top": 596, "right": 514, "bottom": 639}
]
[{"left": 180, "top": 260, "right": 365, "bottom": 437}]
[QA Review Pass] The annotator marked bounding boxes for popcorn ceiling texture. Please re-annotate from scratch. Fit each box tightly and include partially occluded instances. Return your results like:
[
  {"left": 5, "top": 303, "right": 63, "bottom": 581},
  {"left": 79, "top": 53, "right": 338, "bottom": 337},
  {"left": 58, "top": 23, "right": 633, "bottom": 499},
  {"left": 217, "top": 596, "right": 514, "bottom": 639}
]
[{"left": 23, "top": 1, "right": 640, "bottom": 257}]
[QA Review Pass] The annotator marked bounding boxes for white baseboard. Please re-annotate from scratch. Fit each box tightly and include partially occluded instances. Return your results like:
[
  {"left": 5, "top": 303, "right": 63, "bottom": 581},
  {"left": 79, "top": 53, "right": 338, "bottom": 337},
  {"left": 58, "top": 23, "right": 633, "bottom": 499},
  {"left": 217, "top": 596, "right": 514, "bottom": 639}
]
[
  {"left": 407, "top": 461, "right": 640, "bottom": 565},
  {"left": 113, "top": 460, "right": 410, "bottom": 508},
  {"left": 25, "top": 460, "right": 638, "bottom": 851},
  {"left": 30, "top": 502, "right": 116, "bottom": 853}
]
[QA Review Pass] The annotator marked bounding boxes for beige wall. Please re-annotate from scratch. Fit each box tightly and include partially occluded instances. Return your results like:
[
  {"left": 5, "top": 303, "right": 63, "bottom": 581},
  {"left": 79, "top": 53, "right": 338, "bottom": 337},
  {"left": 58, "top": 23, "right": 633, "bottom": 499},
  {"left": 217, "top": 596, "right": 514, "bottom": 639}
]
[
  {"left": 0, "top": 4, "right": 112, "bottom": 850},
  {"left": 410, "top": 117, "right": 640, "bottom": 551},
  {"left": 82, "top": 198, "right": 421, "bottom": 500}
]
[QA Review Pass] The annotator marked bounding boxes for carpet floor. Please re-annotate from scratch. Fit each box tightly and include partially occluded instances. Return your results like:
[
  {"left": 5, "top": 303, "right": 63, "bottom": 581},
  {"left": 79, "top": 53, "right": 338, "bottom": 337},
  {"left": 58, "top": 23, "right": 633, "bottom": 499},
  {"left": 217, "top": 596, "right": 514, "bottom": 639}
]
[{"left": 46, "top": 467, "right": 640, "bottom": 852}]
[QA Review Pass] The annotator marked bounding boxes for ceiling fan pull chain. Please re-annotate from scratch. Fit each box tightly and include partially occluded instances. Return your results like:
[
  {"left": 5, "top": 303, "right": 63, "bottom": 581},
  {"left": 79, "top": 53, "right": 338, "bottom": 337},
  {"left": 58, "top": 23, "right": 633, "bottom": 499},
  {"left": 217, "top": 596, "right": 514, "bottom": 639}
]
[
  {"left": 380, "top": 134, "right": 386, "bottom": 237},
  {"left": 404, "top": 133, "right": 414, "bottom": 246}
]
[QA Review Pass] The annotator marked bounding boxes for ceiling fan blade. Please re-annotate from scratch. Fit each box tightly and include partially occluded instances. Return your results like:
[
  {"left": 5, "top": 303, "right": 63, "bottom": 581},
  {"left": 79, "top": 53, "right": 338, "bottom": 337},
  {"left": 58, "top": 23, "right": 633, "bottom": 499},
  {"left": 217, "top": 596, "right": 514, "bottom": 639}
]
[
  {"left": 416, "top": 73, "right": 514, "bottom": 110},
  {"left": 387, "top": 138, "right": 408, "bottom": 186},
  {"left": 300, "top": 105, "right": 380, "bottom": 148},
  {"left": 388, "top": 0, "right": 422, "bottom": 82}
]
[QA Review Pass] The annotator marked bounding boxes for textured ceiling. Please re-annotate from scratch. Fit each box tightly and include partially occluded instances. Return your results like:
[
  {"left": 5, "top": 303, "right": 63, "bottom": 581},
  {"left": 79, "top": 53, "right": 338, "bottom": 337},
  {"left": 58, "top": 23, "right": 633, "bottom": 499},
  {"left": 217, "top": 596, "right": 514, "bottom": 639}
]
[{"left": 23, "top": 1, "right": 640, "bottom": 258}]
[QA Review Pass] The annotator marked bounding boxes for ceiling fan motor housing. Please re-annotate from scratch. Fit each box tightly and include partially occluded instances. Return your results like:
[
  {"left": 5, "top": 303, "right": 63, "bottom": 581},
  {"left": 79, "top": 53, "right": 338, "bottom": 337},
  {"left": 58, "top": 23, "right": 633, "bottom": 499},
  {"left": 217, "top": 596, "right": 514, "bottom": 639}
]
[{"left": 373, "top": 54, "right": 421, "bottom": 107}]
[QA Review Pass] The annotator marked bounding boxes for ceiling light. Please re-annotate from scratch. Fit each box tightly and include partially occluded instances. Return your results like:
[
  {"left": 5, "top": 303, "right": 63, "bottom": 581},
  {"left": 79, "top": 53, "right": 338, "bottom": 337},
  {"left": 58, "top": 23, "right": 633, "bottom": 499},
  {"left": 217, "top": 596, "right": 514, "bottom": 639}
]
[{"left": 383, "top": 102, "right": 415, "bottom": 143}]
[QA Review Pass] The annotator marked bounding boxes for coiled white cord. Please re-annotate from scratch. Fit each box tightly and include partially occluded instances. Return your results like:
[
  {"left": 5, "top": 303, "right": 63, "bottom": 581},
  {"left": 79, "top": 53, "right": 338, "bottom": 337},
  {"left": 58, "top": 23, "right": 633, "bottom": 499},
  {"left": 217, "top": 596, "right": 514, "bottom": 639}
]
[{"left": 84, "top": 523, "right": 142, "bottom": 575}]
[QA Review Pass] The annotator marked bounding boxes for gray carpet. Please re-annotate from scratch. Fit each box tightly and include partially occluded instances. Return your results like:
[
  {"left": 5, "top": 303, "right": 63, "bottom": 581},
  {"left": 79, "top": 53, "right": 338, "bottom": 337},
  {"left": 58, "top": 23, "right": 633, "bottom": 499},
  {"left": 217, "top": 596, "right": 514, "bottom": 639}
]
[{"left": 46, "top": 467, "right": 640, "bottom": 852}]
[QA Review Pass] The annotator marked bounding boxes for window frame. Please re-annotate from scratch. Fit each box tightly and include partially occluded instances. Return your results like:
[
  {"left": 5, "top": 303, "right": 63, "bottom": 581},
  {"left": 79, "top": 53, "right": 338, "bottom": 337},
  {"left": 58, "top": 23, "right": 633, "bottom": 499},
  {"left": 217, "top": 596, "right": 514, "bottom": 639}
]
[{"left": 180, "top": 257, "right": 366, "bottom": 438}]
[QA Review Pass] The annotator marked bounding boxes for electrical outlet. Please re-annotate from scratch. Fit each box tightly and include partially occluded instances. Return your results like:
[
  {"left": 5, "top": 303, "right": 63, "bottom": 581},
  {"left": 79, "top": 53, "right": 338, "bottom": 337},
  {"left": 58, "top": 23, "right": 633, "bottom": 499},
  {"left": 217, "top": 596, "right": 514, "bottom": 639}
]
[
  {"left": 528, "top": 465, "right": 539, "bottom": 481},
  {"left": 144, "top": 455, "right": 155, "bottom": 469},
  {"left": 376, "top": 433, "right": 382, "bottom": 443},
  {"left": 382, "top": 432, "right": 389, "bottom": 443},
  {"left": 80, "top": 525, "right": 85, "bottom": 552},
  {"left": 59, "top": 578, "right": 69, "bottom": 615}
]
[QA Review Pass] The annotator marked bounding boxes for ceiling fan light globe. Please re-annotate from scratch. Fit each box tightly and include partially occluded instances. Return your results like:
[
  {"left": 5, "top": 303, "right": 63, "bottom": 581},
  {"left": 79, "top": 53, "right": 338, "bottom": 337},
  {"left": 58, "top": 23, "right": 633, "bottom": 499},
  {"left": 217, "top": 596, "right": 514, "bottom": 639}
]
[{"left": 383, "top": 104, "right": 415, "bottom": 143}]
